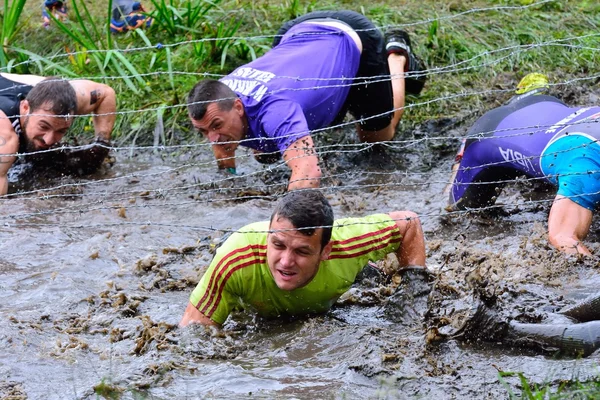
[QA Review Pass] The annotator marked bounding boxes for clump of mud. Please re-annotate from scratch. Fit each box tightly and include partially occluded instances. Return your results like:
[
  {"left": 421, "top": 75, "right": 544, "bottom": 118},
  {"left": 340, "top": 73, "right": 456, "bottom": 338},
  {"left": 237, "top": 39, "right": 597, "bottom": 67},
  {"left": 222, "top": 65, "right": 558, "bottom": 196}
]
[{"left": 0, "top": 381, "right": 27, "bottom": 400}]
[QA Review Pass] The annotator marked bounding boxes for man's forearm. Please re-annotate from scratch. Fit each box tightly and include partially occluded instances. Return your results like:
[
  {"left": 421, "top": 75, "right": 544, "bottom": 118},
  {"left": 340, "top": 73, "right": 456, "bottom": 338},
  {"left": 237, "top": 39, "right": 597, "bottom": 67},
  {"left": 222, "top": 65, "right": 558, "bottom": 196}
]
[
  {"left": 287, "top": 167, "right": 321, "bottom": 190},
  {"left": 91, "top": 86, "right": 117, "bottom": 141},
  {"left": 389, "top": 211, "right": 426, "bottom": 267},
  {"left": 284, "top": 136, "right": 321, "bottom": 191},
  {"left": 212, "top": 144, "right": 236, "bottom": 171},
  {"left": 0, "top": 176, "right": 7, "bottom": 196},
  {"left": 180, "top": 302, "right": 219, "bottom": 327}
]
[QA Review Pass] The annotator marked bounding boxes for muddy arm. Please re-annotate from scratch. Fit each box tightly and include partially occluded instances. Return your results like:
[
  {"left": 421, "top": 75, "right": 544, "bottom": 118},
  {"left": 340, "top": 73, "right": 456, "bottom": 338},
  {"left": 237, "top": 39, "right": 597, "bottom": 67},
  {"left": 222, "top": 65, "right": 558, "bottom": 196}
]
[
  {"left": 283, "top": 136, "right": 321, "bottom": 191},
  {"left": 547, "top": 195, "right": 592, "bottom": 255},
  {"left": 0, "top": 116, "right": 19, "bottom": 195},
  {"left": 179, "top": 302, "right": 220, "bottom": 328},
  {"left": 388, "top": 211, "right": 426, "bottom": 267}
]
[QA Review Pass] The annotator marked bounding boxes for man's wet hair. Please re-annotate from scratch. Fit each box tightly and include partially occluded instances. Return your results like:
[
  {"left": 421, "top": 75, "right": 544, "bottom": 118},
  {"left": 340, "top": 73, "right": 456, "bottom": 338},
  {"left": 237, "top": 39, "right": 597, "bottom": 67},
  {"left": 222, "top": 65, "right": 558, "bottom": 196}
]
[
  {"left": 270, "top": 190, "right": 334, "bottom": 249},
  {"left": 26, "top": 76, "right": 77, "bottom": 116},
  {"left": 187, "top": 80, "right": 237, "bottom": 121}
]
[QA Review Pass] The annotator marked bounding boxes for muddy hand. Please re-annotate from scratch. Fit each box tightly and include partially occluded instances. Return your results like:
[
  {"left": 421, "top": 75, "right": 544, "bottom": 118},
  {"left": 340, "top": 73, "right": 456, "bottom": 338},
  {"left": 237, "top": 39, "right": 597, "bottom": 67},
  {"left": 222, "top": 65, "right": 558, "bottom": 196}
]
[{"left": 64, "top": 138, "right": 111, "bottom": 175}]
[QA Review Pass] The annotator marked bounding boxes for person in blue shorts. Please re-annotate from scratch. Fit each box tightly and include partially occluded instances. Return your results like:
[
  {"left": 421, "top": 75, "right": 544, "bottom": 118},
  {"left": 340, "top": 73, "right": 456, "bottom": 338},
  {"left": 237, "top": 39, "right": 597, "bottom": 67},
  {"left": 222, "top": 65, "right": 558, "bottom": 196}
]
[
  {"left": 110, "top": 0, "right": 153, "bottom": 33},
  {"left": 447, "top": 73, "right": 600, "bottom": 255},
  {"left": 187, "top": 10, "right": 427, "bottom": 191},
  {"left": 42, "top": 0, "right": 68, "bottom": 28}
]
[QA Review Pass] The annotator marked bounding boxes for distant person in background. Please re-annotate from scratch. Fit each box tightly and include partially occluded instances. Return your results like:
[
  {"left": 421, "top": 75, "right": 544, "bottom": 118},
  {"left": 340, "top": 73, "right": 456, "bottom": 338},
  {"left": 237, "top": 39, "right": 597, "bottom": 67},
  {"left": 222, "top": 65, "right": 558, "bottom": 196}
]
[
  {"left": 110, "top": 0, "right": 153, "bottom": 33},
  {"left": 0, "top": 73, "right": 117, "bottom": 195},
  {"left": 42, "top": 0, "right": 68, "bottom": 28},
  {"left": 446, "top": 73, "right": 600, "bottom": 255},
  {"left": 187, "top": 10, "right": 427, "bottom": 191}
]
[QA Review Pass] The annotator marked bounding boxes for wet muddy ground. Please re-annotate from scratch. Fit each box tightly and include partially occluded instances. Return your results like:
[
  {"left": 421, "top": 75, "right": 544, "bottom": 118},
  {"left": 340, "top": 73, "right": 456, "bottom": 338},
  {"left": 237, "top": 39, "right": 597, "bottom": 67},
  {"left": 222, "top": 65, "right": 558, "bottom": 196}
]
[{"left": 1, "top": 86, "right": 600, "bottom": 399}]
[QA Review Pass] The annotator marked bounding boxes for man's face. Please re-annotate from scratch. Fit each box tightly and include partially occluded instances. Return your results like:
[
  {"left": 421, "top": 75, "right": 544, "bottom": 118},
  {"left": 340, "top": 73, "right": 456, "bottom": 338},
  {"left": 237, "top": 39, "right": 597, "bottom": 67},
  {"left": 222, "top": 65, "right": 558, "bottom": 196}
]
[
  {"left": 190, "top": 100, "right": 245, "bottom": 153},
  {"left": 267, "top": 215, "right": 332, "bottom": 291},
  {"left": 20, "top": 101, "right": 72, "bottom": 152}
]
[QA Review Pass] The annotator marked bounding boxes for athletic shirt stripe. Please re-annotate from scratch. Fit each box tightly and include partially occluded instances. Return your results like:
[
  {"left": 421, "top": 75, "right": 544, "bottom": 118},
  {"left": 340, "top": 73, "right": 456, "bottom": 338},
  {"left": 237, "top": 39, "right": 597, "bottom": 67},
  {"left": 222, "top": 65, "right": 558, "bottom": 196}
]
[
  {"left": 329, "top": 225, "right": 400, "bottom": 257},
  {"left": 195, "top": 244, "right": 267, "bottom": 315}
]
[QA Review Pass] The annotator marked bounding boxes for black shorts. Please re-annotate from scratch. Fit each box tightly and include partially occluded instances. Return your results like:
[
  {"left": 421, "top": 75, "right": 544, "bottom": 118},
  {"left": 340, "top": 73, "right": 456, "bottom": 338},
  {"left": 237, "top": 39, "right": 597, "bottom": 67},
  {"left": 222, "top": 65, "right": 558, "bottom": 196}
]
[{"left": 274, "top": 10, "right": 393, "bottom": 132}]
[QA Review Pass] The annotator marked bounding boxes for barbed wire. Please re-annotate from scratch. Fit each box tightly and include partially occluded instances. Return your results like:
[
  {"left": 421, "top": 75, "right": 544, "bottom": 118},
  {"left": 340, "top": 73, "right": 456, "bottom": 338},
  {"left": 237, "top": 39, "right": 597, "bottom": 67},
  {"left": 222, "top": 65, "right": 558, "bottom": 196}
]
[
  {"left": 0, "top": 0, "right": 557, "bottom": 73},
  {"left": 4, "top": 119, "right": 600, "bottom": 204},
  {"left": 5, "top": 35, "right": 600, "bottom": 123},
  {"left": 4, "top": 30, "right": 598, "bottom": 96},
  {"left": 6, "top": 165, "right": 600, "bottom": 222},
  {"left": 3, "top": 184, "right": 595, "bottom": 236},
  {"left": 5, "top": 73, "right": 600, "bottom": 166},
  {"left": 2, "top": 0, "right": 599, "bottom": 233},
  {"left": 3, "top": 112, "right": 600, "bottom": 205},
  {"left": 4, "top": 76, "right": 599, "bottom": 178}
]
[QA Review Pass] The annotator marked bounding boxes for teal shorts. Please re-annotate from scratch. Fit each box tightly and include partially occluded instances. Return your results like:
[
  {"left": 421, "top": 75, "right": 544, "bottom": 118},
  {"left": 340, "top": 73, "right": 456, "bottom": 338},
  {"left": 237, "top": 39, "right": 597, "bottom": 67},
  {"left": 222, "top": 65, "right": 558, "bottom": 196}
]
[{"left": 541, "top": 134, "right": 600, "bottom": 211}]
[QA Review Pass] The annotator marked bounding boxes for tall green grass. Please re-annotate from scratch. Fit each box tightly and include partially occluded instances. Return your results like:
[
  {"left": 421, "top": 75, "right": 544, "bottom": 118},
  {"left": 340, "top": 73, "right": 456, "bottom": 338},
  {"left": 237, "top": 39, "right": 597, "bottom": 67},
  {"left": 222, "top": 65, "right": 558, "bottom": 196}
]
[{"left": 0, "top": 0, "right": 27, "bottom": 69}]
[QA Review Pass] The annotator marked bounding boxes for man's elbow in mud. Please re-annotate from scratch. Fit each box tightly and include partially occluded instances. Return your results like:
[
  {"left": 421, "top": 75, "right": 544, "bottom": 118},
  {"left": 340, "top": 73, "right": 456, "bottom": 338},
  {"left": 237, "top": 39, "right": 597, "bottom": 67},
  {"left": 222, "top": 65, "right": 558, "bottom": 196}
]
[
  {"left": 179, "top": 302, "right": 220, "bottom": 328},
  {"left": 389, "top": 210, "right": 427, "bottom": 268}
]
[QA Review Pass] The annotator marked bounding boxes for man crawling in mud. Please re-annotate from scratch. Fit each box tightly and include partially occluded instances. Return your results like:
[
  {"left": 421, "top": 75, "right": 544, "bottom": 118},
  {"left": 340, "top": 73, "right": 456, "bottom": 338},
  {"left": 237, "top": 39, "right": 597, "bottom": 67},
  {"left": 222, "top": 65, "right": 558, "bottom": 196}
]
[
  {"left": 0, "top": 73, "right": 116, "bottom": 195},
  {"left": 187, "top": 10, "right": 426, "bottom": 191},
  {"left": 447, "top": 73, "right": 600, "bottom": 255},
  {"left": 180, "top": 190, "right": 426, "bottom": 327}
]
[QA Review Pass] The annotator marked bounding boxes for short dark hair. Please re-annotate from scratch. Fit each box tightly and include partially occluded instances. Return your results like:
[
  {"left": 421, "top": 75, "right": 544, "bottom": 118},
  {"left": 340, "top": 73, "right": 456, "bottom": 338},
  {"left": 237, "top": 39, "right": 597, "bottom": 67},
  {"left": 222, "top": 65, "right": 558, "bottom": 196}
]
[
  {"left": 187, "top": 79, "right": 237, "bottom": 121},
  {"left": 26, "top": 76, "right": 77, "bottom": 116},
  {"left": 270, "top": 190, "right": 334, "bottom": 249}
]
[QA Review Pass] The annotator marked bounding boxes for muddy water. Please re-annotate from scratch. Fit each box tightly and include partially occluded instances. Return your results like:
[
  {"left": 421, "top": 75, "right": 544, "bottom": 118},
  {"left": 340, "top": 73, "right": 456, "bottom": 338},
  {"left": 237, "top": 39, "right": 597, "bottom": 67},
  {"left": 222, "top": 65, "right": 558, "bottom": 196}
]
[{"left": 2, "top": 93, "right": 600, "bottom": 399}]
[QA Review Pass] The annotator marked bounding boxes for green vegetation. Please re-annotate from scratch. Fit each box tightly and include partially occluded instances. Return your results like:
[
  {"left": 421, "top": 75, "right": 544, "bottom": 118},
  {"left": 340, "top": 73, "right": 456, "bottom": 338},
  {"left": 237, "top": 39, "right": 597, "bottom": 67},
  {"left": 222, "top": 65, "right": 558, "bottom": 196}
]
[
  {"left": 499, "top": 371, "right": 600, "bottom": 399},
  {"left": 0, "top": 0, "right": 27, "bottom": 68},
  {"left": 1, "top": 0, "right": 599, "bottom": 145}
]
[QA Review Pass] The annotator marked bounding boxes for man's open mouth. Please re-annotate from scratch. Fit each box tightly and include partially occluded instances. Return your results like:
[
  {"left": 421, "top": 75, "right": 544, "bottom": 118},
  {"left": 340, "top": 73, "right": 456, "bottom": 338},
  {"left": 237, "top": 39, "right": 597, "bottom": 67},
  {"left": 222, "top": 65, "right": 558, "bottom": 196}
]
[{"left": 278, "top": 269, "right": 296, "bottom": 278}]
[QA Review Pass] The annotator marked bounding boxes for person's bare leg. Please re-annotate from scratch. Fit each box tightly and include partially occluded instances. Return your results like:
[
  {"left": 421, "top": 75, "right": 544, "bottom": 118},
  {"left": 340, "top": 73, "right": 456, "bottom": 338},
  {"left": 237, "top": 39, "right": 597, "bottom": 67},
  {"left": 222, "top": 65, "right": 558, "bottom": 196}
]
[
  {"left": 356, "top": 54, "right": 406, "bottom": 143},
  {"left": 388, "top": 53, "right": 407, "bottom": 129}
]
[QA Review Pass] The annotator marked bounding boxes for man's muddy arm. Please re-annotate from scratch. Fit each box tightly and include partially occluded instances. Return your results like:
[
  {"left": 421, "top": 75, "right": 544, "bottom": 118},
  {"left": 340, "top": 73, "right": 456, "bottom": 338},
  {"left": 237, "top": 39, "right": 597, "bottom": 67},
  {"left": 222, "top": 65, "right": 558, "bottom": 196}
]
[
  {"left": 548, "top": 195, "right": 592, "bottom": 255},
  {"left": 283, "top": 136, "right": 321, "bottom": 191},
  {"left": 179, "top": 302, "right": 220, "bottom": 327},
  {"left": 388, "top": 210, "right": 426, "bottom": 267},
  {"left": 0, "top": 117, "right": 19, "bottom": 195}
]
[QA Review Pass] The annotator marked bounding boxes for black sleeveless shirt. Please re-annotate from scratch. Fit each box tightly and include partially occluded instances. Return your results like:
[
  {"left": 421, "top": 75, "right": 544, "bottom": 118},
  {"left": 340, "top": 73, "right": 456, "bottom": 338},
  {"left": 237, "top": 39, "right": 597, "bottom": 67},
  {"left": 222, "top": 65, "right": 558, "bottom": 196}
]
[{"left": 0, "top": 75, "right": 33, "bottom": 153}]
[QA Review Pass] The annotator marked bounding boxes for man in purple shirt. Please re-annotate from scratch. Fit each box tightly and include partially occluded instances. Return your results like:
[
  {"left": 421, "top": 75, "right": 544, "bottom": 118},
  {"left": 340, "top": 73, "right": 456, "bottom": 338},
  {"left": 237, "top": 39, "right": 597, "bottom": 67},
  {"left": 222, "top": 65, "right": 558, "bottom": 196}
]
[{"left": 187, "top": 10, "right": 426, "bottom": 191}]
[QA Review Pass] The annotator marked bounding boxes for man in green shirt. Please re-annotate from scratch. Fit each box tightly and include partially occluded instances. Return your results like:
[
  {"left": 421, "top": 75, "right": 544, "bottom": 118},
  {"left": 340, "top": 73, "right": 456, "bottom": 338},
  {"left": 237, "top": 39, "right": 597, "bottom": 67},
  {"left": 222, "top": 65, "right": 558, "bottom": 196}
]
[{"left": 180, "top": 190, "right": 426, "bottom": 327}]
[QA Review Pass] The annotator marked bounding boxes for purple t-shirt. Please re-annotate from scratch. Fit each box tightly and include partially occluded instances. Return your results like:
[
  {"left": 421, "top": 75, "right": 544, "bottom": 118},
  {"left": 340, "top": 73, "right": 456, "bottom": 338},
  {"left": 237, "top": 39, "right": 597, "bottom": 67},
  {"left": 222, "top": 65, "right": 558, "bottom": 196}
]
[{"left": 220, "top": 22, "right": 361, "bottom": 154}]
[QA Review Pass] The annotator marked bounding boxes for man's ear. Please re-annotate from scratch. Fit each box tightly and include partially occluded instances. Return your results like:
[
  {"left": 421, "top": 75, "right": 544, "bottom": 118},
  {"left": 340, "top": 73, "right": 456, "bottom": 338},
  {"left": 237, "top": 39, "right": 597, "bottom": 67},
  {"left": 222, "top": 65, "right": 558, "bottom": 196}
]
[
  {"left": 233, "top": 98, "right": 244, "bottom": 116},
  {"left": 320, "top": 241, "right": 333, "bottom": 261},
  {"left": 20, "top": 99, "right": 30, "bottom": 116}
]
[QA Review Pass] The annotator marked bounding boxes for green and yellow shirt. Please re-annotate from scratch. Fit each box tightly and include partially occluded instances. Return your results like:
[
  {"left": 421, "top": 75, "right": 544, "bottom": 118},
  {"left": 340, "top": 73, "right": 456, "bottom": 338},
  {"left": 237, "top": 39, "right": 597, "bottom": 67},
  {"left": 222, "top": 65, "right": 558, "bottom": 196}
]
[{"left": 189, "top": 214, "right": 401, "bottom": 324}]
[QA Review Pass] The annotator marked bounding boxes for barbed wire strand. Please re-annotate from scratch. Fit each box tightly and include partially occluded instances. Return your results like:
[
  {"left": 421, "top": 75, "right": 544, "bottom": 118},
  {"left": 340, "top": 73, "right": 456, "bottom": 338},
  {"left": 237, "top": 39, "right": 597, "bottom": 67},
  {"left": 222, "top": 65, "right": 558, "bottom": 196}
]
[{"left": 0, "top": 0, "right": 557, "bottom": 73}]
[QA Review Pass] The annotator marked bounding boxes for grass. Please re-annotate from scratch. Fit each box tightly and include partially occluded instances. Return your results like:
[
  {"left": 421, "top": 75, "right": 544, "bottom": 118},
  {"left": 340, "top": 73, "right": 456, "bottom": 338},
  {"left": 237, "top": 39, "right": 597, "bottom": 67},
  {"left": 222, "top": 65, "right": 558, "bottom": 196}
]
[
  {"left": 2, "top": 0, "right": 599, "bottom": 145},
  {"left": 499, "top": 371, "right": 600, "bottom": 399},
  {"left": 0, "top": 0, "right": 27, "bottom": 68}
]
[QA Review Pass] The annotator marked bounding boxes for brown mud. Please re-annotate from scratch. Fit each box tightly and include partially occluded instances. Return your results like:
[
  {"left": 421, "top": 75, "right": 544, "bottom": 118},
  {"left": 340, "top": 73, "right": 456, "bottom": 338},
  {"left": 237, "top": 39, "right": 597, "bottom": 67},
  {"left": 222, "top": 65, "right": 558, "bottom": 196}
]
[{"left": 1, "top": 84, "right": 600, "bottom": 399}]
